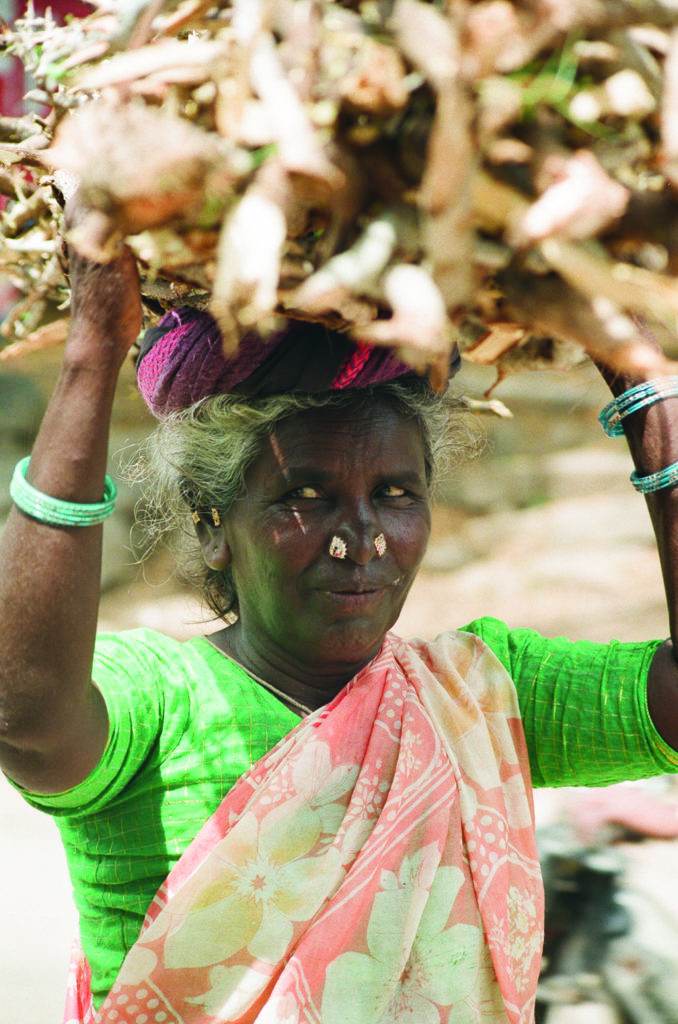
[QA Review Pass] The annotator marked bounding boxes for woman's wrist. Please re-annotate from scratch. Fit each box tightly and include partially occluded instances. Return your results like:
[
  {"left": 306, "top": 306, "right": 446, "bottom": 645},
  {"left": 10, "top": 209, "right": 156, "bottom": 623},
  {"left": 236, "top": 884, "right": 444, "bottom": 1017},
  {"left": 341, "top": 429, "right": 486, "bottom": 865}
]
[
  {"left": 597, "top": 361, "right": 650, "bottom": 398},
  {"left": 607, "top": 373, "right": 654, "bottom": 399},
  {"left": 63, "top": 325, "right": 131, "bottom": 379},
  {"left": 596, "top": 368, "right": 678, "bottom": 480}
]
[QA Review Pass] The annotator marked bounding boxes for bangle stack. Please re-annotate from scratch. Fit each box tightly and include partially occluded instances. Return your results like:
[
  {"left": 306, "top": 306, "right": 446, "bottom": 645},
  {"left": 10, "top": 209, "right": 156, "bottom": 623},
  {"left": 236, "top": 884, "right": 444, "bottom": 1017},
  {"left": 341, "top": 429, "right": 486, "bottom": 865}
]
[
  {"left": 599, "top": 377, "right": 678, "bottom": 495},
  {"left": 599, "top": 377, "right": 678, "bottom": 437},
  {"left": 630, "top": 462, "right": 678, "bottom": 495},
  {"left": 10, "top": 456, "right": 117, "bottom": 527}
]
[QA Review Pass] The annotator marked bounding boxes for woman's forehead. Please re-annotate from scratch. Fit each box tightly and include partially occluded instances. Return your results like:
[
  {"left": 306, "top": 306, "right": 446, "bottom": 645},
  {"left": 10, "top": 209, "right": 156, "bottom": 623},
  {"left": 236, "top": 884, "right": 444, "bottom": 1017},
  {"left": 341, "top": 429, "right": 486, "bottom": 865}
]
[{"left": 254, "top": 401, "right": 427, "bottom": 481}]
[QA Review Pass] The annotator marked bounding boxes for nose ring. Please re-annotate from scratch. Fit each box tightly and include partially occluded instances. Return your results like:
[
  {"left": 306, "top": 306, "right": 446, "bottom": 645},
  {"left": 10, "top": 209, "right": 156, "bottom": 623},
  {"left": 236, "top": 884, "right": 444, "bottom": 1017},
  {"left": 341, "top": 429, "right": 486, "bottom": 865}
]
[
  {"left": 329, "top": 535, "right": 347, "bottom": 559},
  {"left": 329, "top": 533, "right": 387, "bottom": 559}
]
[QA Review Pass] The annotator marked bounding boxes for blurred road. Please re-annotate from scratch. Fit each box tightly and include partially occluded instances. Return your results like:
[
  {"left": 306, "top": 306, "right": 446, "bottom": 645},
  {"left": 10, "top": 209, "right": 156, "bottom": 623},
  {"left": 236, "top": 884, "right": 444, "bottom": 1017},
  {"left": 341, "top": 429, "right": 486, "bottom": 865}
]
[{"left": 0, "top": 779, "right": 76, "bottom": 1024}]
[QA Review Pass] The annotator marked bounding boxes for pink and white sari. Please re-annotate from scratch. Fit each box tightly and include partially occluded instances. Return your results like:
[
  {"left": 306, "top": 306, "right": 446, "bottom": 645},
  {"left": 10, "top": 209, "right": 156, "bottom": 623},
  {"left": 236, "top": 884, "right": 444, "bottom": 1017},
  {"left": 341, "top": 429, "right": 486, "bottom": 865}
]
[{"left": 64, "top": 630, "right": 544, "bottom": 1024}]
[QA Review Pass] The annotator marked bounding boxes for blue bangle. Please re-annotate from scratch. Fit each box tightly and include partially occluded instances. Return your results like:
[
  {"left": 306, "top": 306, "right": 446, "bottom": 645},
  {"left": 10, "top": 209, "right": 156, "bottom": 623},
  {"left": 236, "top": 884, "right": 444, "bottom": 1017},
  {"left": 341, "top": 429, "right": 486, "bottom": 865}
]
[
  {"left": 10, "top": 457, "right": 117, "bottom": 526},
  {"left": 631, "top": 460, "right": 678, "bottom": 494},
  {"left": 599, "top": 377, "right": 678, "bottom": 437}
]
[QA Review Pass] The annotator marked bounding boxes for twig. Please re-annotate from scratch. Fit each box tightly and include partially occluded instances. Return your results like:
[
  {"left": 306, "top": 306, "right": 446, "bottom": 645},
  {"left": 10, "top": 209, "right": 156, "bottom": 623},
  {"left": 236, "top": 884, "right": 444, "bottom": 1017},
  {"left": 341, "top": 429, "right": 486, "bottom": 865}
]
[
  {"left": 72, "top": 37, "right": 231, "bottom": 90},
  {"left": 1, "top": 185, "right": 52, "bottom": 237},
  {"left": 278, "top": 1, "right": 325, "bottom": 105},
  {"left": 394, "top": 0, "right": 475, "bottom": 312},
  {"left": 0, "top": 137, "right": 53, "bottom": 165},
  {"left": 58, "top": 40, "right": 111, "bottom": 71},
  {"left": 540, "top": 237, "right": 678, "bottom": 328},
  {"left": 458, "top": 395, "right": 514, "bottom": 418},
  {"left": 2, "top": 235, "right": 59, "bottom": 254},
  {"left": 0, "top": 318, "right": 69, "bottom": 361},
  {"left": 153, "top": 0, "right": 215, "bottom": 36},
  {"left": 292, "top": 209, "right": 408, "bottom": 314},
  {"left": 249, "top": 31, "right": 342, "bottom": 186},
  {"left": 662, "top": 29, "right": 678, "bottom": 188},
  {"left": 0, "top": 168, "right": 29, "bottom": 197},
  {"left": 0, "top": 254, "right": 64, "bottom": 340},
  {"left": 463, "top": 322, "right": 526, "bottom": 364},
  {"left": 0, "top": 115, "right": 44, "bottom": 143},
  {"left": 355, "top": 263, "right": 453, "bottom": 380},
  {"left": 473, "top": 169, "right": 678, "bottom": 329},
  {"left": 210, "top": 158, "right": 289, "bottom": 349},
  {"left": 588, "top": 0, "right": 678, "bottom": 30},
  {"left": 500, "top": 269, "right": 678, "bottom": 376},
  {"left": 125, "top": 0, "right": 169, "bottom": 51}
]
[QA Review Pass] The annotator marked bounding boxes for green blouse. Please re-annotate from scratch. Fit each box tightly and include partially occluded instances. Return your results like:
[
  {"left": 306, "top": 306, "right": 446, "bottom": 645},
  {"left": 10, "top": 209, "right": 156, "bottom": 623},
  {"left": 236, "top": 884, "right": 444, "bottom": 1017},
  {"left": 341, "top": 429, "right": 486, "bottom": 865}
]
[{"left": 8, "top": 619, "right": 678, "bottom": 1008}]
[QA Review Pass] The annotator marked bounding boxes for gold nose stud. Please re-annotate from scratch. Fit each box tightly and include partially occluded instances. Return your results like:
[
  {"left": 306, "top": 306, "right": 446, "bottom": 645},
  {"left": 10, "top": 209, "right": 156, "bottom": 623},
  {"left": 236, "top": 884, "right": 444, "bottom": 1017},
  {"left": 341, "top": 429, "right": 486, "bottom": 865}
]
[
  {"left": 329, "top": 535, "right": 347, "bottom": 559},
  {"left": 374, "top": 533, "right": 387, "bottom": 558}
]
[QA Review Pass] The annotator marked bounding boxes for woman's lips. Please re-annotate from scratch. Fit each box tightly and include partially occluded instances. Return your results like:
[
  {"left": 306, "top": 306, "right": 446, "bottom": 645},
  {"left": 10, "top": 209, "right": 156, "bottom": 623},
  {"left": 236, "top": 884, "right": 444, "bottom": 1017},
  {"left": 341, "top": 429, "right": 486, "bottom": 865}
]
[{"left": 321, "top": 588, "right": 388, "bottom": 612}]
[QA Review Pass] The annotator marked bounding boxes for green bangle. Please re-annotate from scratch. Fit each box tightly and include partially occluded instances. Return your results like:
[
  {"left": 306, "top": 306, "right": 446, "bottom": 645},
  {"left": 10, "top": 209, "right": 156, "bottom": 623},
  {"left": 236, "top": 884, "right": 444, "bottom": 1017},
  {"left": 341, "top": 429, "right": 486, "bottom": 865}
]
[
  {"left": 10, "top": 457, "right": 117, "bottom": 527},
  {"left": 630, "top": 459, "right": 678, "bottom": 495}
]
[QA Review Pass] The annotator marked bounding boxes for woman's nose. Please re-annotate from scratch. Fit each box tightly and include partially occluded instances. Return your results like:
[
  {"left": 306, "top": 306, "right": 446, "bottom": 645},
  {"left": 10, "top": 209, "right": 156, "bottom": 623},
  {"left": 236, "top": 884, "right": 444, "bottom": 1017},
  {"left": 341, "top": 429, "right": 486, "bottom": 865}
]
[{"left": 338, "top": 507, "right": 381, "bottom": 565}]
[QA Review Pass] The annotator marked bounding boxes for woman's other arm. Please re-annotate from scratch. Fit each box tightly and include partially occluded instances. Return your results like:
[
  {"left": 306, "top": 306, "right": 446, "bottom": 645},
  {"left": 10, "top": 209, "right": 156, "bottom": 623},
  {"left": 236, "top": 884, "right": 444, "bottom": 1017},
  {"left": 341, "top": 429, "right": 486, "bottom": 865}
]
[
  {"left": 602, "top": 365, "right": 678, "bottom": 751},
  {"left": 0, "top": 203, "right": 142, "bottom": 793}
]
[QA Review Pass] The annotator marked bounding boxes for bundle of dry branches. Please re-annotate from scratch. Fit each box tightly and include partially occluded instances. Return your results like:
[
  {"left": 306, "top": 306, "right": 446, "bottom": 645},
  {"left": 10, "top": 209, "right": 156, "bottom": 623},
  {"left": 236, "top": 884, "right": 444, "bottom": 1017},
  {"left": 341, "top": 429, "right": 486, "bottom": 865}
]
[{"left": 2, "top": 0, "right": 678, "bottom": 391}]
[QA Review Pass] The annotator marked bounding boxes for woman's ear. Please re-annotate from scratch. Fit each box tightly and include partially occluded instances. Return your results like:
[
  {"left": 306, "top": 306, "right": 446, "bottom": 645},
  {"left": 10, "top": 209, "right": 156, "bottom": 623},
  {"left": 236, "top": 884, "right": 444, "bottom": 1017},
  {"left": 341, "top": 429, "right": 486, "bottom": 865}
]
[{"left": 193, "top": 515, "right": 231, "bottom": 571}]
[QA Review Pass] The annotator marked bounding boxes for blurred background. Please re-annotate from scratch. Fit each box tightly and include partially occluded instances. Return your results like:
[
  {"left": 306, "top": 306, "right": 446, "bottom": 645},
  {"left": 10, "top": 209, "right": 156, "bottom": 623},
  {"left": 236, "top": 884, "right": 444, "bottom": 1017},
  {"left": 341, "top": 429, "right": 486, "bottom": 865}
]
[{"left": 2, "top": 5, "right": 678, "bottom": 1020}]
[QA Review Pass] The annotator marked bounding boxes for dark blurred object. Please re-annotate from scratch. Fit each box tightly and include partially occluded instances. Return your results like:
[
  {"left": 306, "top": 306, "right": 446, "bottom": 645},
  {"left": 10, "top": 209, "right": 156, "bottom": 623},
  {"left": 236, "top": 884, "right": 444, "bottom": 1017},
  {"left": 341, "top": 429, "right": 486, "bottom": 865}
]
[{"left": 537, "top": 781, "right": 678, "bottom": 1023}]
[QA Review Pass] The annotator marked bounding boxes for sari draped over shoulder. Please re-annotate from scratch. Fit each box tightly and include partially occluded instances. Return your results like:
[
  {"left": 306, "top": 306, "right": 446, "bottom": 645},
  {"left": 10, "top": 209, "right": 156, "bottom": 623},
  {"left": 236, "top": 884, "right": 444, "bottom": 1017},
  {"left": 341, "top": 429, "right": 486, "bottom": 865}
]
[{"left": 64, "top": 630, "right": 544, "bottom": 1024}]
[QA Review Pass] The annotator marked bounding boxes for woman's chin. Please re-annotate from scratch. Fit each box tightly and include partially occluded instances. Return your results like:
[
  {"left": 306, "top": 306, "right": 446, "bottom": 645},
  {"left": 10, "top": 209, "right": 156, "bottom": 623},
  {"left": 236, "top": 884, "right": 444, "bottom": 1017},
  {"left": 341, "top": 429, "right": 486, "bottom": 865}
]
[{"left": 305, "top": 616, "right": 391, "bottom": 669}]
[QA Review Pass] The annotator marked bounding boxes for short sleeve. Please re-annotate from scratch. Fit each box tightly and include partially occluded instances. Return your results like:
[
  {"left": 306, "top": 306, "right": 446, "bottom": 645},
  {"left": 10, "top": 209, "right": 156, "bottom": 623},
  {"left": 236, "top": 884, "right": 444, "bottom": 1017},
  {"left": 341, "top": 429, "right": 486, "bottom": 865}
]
[
  {"left": 11, "top": 628, "right": 189, "bottom": 817},
  {"left": 459, "top": 617, "right": 678, "bottom": 788}
]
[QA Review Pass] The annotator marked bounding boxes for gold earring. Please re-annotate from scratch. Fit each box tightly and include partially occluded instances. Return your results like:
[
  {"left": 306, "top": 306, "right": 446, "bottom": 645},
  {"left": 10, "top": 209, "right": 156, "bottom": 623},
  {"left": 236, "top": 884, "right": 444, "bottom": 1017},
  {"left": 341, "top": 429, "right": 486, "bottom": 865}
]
[
  {"left": 191, "top": 510, "right": 201, "bottom": 525},
  {"left": 210, "top": 508, "right": 221, "bottom": 527}
]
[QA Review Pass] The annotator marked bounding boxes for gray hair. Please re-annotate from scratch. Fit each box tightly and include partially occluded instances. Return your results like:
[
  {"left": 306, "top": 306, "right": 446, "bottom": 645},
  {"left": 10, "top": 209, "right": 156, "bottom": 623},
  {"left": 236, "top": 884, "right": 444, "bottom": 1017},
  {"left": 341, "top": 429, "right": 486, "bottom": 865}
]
[{"left": 130, "top": 382, "right": 480, "bottom": 619}]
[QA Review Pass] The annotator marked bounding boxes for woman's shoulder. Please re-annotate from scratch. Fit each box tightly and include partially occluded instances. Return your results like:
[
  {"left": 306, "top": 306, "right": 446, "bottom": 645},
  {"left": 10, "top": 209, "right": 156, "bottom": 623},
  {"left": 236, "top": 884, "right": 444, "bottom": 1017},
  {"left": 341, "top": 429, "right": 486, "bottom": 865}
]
[
  {"left": 91, "top": 628, "right": 242, "bottom": 730},
  {"left": 94, "top": 625, "right": 194, "bottom": 657},
  {"left": 93, "top": 627, "right": 232, "bottom": 677}
]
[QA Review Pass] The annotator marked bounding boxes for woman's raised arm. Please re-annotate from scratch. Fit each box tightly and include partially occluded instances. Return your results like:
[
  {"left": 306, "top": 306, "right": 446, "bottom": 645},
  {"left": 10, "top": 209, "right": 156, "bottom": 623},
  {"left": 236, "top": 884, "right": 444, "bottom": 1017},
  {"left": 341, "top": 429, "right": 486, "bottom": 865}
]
[
  {"left": 0, "top": 201, "right": 142, "bottom": 794},
  {"left": 602, "top": 365, "right": 678, "bottom": 750}
]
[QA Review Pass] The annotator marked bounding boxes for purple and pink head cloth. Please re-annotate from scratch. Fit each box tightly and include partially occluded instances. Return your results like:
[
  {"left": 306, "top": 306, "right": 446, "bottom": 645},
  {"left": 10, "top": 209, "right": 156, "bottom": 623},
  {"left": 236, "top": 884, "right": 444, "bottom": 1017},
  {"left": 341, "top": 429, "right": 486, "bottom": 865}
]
[{"left": 136, "top": 306, "right": 460, "bottom": 418}]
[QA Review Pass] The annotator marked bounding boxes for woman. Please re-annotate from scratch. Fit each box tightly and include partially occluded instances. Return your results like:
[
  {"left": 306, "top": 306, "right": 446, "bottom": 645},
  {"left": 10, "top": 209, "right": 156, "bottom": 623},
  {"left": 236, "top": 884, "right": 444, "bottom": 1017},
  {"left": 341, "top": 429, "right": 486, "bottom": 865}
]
[{"left": 2, "top": 222, "right": 678, "bottom": 1024}]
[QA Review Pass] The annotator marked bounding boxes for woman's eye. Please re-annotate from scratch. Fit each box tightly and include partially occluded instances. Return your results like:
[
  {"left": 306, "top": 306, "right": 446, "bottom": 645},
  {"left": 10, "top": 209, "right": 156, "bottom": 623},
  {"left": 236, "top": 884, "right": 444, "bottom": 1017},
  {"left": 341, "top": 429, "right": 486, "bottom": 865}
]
[
  {"left": 382, "top": 485, "right": 407, "bottom": 498},
  {"left": 288, "top": 486, "right": 323, "bottom": 500}
]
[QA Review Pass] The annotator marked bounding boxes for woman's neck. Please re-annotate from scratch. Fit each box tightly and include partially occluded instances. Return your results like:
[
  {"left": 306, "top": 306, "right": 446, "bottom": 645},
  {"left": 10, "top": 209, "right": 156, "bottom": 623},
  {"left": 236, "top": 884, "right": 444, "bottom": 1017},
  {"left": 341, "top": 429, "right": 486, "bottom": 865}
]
[{"left": 205, "top": 620, "right": 381, "bottom": 712}]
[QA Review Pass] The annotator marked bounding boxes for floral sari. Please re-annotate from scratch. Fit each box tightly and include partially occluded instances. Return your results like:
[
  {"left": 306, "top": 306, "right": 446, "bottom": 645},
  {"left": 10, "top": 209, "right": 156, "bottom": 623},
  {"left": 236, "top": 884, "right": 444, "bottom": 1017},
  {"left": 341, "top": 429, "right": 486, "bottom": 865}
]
[{"left": 64, "top": 630, "right": 544, "bottom": 1024}]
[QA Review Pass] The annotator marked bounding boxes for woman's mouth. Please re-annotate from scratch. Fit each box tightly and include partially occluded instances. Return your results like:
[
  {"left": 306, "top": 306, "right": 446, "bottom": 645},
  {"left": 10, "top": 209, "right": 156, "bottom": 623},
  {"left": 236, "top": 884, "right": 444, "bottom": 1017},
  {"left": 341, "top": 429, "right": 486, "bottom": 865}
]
[{"left": 322, "top": 588, "right": 388, "bottom": 612}]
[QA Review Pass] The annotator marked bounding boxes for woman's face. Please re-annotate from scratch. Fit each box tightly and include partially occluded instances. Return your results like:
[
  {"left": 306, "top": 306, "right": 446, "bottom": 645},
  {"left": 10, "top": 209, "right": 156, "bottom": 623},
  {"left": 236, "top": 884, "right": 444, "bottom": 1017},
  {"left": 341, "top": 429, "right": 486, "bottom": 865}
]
[{"left": 214, "top": 397, "right": 432, "bottom": 675}]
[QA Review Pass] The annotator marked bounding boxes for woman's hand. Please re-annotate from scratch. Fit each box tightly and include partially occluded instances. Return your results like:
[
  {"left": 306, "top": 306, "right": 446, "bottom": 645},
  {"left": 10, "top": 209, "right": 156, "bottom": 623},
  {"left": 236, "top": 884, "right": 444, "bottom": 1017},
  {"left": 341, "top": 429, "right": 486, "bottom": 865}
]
[{"left": 63, "top": 192, "right": 142, "bottom": 371}]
